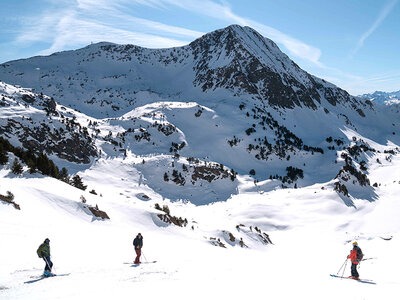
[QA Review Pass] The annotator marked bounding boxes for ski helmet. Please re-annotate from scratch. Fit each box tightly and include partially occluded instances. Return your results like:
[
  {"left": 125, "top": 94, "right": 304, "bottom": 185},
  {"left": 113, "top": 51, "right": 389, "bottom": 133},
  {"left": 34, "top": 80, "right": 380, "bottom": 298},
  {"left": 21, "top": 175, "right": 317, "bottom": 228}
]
[
  {"left": 352, "top": 241, "right": 358, "bottom": 245},
  {"left": 45, "top": 238, "right": 50, "bottom": 243}
]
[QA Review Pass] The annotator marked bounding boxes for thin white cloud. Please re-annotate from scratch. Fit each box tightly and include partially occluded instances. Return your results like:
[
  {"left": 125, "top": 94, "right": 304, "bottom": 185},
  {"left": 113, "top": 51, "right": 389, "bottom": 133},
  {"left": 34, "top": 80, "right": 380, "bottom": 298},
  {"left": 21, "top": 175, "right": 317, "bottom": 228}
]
[
  {"left": 157, "top": 0, "right": 322, "bottom": 64},
  {"left": 358, "top": 71, "right": 400, "bottom": 83},
  {"left": 75, "top": 0, "right": 168, "bottom": 11},
  {"left": 13, "top": 0, "right": 201, "bottom": 55},
  {"left": 75, "top": 0, "right": 204, "bottom": 39},
  {"left": 352, "top": 0, "right": 398, "bottom": 56},
  {"left": 340, "top": 71, "right": 400, "bottom": 95},
  {"left": 38, "top": 17, "right": 190, "bottom": 55},
  {"left": 105, "top": 13, "right": 204, "bottom": 39}
]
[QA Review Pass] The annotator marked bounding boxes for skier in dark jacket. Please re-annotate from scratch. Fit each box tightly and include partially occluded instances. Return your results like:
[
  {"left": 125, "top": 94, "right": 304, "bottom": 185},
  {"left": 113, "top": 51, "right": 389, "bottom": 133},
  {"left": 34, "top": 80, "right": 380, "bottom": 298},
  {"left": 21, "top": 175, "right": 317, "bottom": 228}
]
[
  {"left": 347, "top": 241, "right": 363, "bottom": 280},
  {"left": 133, "top": 233, "right": 143, "bottom": 264},
  {"left": 37, "top": 238, "right": 54, "bottom": 277}
]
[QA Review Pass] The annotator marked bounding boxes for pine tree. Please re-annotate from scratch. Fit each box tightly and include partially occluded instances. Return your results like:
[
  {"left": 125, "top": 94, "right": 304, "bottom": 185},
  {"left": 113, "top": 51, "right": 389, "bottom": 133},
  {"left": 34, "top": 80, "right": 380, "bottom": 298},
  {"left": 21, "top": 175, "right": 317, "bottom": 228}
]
[
  {"left": 71, "top": 175, "right": 87, "bottom": 190},
  {"left": 163, "top": 172, "right": 169, "bottom": 182},
  {"left": 59, "top": 167, "right": 70, "bottom": 183},
  {"left": 49, "top": 160, "right": 59, "bottom": 178},
  {"left": 11, "top": 159, "right": 23, "bottom": 175},
  {"left": 27, "top": 159, "right": 37, "bottom": 174},
  {"left": 0, "top": 148, "right": 8, "bottom": 165}
]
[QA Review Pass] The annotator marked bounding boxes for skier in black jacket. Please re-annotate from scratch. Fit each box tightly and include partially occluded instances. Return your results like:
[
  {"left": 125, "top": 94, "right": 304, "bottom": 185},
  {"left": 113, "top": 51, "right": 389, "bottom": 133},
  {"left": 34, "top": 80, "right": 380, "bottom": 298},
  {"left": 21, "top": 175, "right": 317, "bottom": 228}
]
[
  {"left": 133, "top": 233, "right": 143, "bottom": 264},
  {"left": 37, "top": 238, "right": 54, "bottom": 277}
]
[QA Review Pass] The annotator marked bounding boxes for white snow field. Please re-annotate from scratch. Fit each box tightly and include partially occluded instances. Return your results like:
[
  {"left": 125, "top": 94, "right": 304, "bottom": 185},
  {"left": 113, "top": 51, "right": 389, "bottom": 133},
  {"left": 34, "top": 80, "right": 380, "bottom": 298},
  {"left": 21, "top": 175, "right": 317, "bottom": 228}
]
[{"left": 1, "top": 151, "right": 400, "bottom": 300}]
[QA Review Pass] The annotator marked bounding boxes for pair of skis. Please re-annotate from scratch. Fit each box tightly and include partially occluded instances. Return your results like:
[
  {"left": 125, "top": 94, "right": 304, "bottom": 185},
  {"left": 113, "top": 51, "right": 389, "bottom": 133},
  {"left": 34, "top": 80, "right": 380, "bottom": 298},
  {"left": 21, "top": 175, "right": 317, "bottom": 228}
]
[
  {"left": 329, "top": 274, "right": 376, "bottom": 285},
  {"left": 123, "top": 261, "right": 157, "bottom": 265},
  {"left": 24, "top": 273, "right": 70, "bottom": 284}
]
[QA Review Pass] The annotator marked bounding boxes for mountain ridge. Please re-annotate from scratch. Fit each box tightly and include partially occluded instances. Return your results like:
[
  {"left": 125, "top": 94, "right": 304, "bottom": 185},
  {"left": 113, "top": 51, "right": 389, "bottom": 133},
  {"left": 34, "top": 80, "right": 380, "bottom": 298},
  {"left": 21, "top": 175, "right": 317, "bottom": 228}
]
[
  {"left": 0, "top": 24, "right": 365, "bottom": 118},
  {"left": 360, "top": 90, "right": 400, "bottom": 106}
]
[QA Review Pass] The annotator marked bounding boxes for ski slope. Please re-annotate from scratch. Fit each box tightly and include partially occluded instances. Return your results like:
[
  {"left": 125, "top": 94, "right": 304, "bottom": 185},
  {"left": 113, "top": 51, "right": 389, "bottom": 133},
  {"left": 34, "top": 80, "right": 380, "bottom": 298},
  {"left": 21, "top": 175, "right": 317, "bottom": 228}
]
[{"left": 1, "top": 151, "right": 400, "bottom": 300}]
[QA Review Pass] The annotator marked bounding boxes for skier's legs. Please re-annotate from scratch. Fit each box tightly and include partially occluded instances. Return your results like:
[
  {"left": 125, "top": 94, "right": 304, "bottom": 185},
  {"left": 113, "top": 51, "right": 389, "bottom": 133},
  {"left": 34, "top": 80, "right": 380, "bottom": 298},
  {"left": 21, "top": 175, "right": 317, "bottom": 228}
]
[
  {"left": 43, "top": 257, "right": 53, "bottom": 272},
  {"left": 351, "top": 263, "right": 359, "bottom": 278},
  {"left": 43, "top": 257, "right": 49, "bottom": 272},
  {"left": 354, "top": 264, "right": 359, "bottom": 278},
  {"left": 134, "top": 249, "right": 141, "bottom": 264}
]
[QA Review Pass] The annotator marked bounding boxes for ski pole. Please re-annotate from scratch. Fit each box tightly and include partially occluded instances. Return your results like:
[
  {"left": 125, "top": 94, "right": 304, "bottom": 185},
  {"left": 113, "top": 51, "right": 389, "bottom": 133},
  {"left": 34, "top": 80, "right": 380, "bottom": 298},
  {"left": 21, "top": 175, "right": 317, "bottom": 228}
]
[
  {"left": 336, "top": 258, "right": 348, "bottom": 275},
  {"left": 142, "top": 251, "right": 148, "bottom": 263},
  {"left": 52, "top": 262, "right": 57, "bottom": 274},
  {"left": 341, "top": 259, "right": 348, "bottom": 278},
  {"left": 43, "top": 257, "right": 53, "bottom": 272},
  {"left": 362, "top": 257, "right": 376, "bottom": 261}
]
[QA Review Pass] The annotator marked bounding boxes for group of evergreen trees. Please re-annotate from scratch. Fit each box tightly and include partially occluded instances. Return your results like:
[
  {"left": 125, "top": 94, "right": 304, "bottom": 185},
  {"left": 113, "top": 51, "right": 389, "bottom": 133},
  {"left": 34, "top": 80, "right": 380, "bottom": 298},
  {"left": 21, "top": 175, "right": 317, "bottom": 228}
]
[
  {"left": 239, "top": 104, "right": 325, "bottom": 162},
  {"left": 1, "top": 137, "right": 59, "bottom": 176},
  {"left": 0, "top": 136, "right": 87, "bottom": 190}
]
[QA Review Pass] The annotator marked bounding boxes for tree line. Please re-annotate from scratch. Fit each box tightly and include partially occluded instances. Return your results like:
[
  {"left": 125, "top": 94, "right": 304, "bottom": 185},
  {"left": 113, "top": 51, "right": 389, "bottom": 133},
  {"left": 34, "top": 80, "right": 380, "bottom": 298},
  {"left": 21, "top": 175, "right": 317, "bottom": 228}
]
[{"left": 0, "top": 136, "right": 87, "bottom": 190}]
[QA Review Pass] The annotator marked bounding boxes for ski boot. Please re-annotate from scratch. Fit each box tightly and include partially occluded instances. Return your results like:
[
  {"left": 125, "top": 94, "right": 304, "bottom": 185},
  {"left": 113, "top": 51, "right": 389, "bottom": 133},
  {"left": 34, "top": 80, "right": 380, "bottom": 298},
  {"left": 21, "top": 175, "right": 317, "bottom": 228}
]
[{"left": 43, "top": 271, "right": 55, "bottom": 277}]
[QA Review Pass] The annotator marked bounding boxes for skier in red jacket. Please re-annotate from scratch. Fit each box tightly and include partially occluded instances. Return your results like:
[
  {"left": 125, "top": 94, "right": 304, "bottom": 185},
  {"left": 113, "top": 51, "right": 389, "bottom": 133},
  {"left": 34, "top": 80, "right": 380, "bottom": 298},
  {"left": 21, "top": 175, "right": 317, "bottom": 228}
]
[{"left": 347, "top": 241, "right": 363, "bottom": 280}]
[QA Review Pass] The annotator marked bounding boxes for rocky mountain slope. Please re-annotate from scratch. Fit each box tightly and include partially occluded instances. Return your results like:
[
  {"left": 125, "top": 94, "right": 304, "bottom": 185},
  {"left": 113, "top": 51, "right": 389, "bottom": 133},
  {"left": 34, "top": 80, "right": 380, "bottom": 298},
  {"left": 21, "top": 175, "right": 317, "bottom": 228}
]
[
  {"left": 1, "top": 25, "right": 400, "bottom": 204},
  {"left": 0, "top": 82, "right": 97, "bottom": 164}
]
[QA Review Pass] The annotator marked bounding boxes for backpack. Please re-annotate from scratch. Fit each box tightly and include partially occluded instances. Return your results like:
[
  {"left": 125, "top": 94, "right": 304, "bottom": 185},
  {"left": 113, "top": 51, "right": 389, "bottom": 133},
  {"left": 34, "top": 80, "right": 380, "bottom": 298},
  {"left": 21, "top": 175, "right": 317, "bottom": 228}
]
[
  {"left": 37, "top": 245, "right": 43, "bottom": 258},
  {"left": 357, "top": 247, "right": 364, "bottom": 261}
]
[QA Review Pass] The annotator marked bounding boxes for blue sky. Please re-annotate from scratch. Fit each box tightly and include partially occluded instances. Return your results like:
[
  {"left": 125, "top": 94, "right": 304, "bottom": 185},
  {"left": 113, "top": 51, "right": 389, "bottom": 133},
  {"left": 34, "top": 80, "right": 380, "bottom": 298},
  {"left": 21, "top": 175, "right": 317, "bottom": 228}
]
[{"left": 1, "top": 0, "right": 399, "bottom": 95}]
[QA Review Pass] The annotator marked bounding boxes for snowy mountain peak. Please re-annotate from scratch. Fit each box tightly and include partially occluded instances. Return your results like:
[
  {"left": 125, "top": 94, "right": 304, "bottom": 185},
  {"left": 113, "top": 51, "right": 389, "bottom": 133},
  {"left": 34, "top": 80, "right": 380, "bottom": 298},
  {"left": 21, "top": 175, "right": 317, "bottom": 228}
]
[
  {"left": 192, "top": 24, "right": 283, "bottom": 60},
  {"left": 0, "top": 25, "right": 366, "bottom": 118},
  {"left": 360, "top": 90, "right": 400, "bottom": 106}
]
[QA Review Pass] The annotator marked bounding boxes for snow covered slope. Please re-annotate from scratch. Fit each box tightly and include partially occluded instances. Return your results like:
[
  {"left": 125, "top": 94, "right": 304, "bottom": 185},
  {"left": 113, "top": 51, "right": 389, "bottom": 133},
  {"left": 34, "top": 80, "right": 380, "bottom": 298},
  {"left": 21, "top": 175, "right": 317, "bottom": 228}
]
[
  {"left": 2, "top": 76, "right": 400, "bottom": 203},
  {"left": 1, "top": 25, "right": 400, "bottom": 299},
  {"left": 1, "top": 150, "right": 400, "bottom": 299}
]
